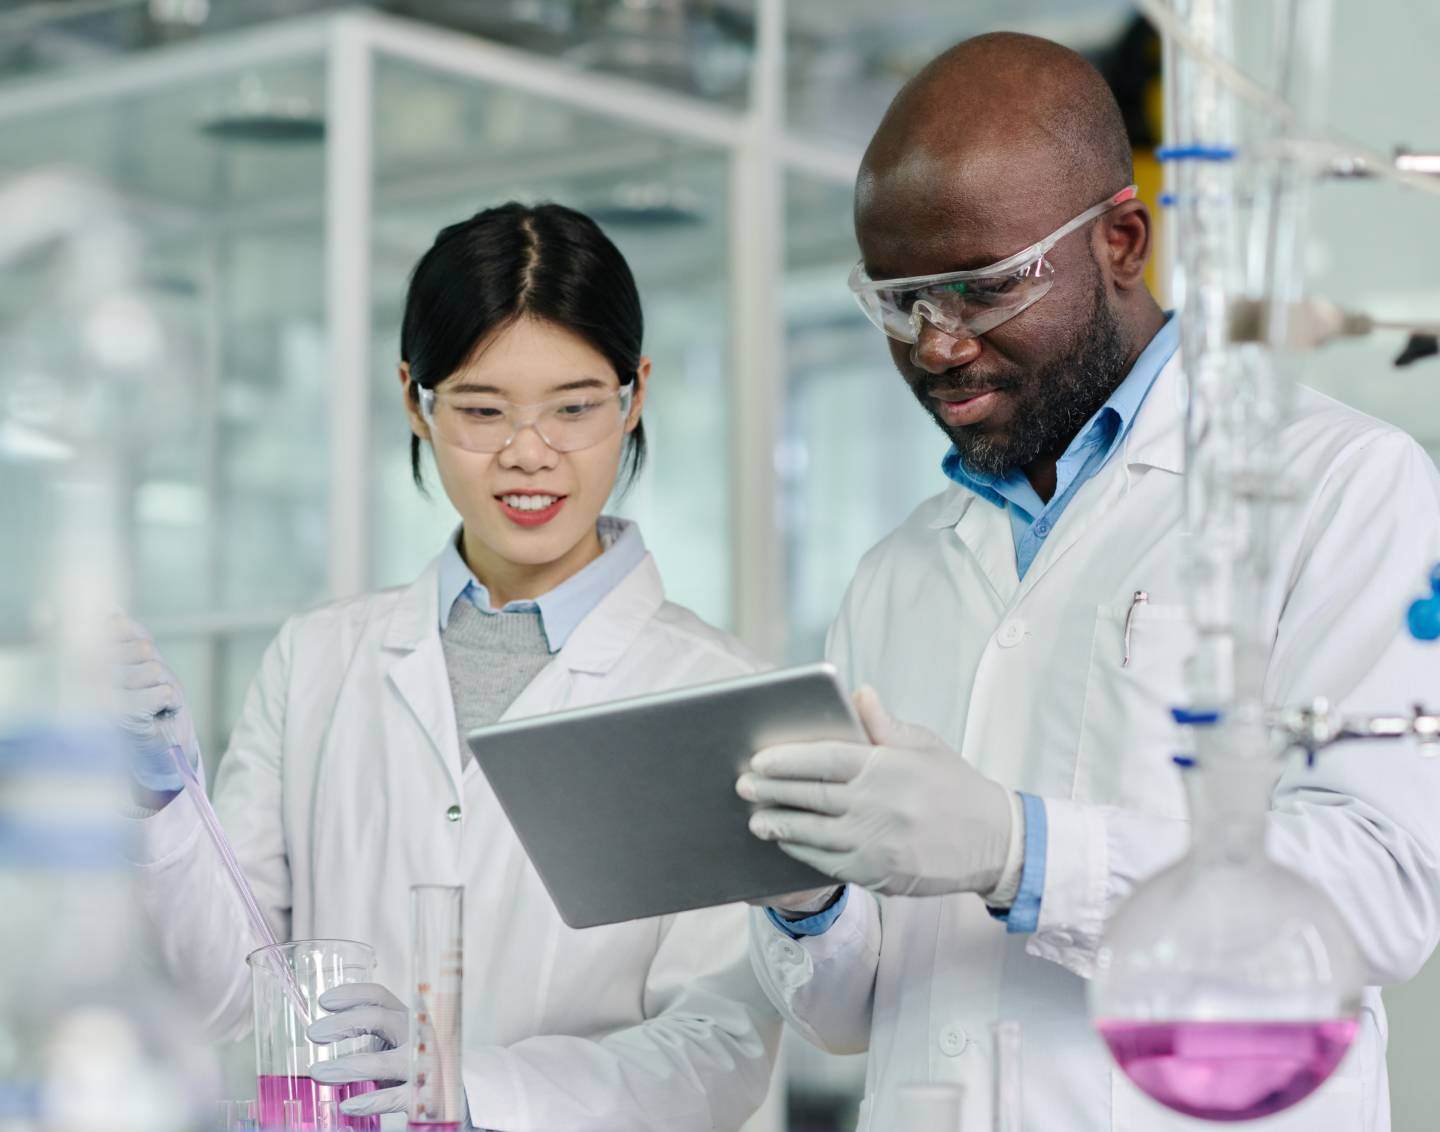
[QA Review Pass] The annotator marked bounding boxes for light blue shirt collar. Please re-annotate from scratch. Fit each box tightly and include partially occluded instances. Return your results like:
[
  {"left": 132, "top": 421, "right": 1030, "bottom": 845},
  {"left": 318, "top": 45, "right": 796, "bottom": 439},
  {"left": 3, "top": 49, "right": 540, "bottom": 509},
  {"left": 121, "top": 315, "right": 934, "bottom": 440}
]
[
  {"left": 437, "top": 517, "right": 646, "bottom": 653},
  {"left": 942, "top": 312, "right": 1180, "bottom": 519}
]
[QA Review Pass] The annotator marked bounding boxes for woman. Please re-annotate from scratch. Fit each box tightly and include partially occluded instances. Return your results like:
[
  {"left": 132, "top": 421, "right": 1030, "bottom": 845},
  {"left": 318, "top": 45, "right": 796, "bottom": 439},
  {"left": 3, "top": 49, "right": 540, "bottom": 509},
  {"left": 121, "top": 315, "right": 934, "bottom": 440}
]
[{"left": 117, "top": 203, "right": 778, "bottom": 1130}]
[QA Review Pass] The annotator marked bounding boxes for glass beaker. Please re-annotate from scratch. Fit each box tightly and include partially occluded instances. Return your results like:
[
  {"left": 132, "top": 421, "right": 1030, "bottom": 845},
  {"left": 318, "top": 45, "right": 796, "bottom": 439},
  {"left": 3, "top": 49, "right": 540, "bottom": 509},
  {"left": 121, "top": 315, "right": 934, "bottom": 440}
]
[
  {"left": 248, "top": 939, "right": 382, "bottom": 1132},
  {"left": 1090, "top": 724, "right": 1364, "bottom": 1123}
]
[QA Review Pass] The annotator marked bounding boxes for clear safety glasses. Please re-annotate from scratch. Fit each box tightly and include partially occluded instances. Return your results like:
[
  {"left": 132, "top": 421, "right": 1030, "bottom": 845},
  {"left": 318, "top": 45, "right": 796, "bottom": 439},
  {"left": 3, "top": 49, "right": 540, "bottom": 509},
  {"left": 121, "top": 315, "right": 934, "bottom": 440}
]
[
  {"left": 848, "top": 185, "right": 1138, "bottom": 344},
  {"left": 418, "top": 383, "right": 635, "bottom": 454}
]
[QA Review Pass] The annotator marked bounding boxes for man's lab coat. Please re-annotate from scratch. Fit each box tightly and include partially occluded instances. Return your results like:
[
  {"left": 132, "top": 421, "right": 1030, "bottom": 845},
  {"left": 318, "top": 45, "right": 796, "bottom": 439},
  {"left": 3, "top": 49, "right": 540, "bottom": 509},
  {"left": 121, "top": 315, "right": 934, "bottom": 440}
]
[{"left": 750, "top": 354, "right": 1440, "bottom": 1131}]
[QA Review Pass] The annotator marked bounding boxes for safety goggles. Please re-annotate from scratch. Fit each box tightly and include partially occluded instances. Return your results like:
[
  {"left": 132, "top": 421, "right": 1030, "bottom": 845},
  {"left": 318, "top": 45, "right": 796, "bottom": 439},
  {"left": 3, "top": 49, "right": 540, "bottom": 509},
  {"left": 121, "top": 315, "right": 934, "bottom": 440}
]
[
  {"left": 418, "top": 383, "right": 635, "bottom": 454},
  {"left": 847, "top": 185, "right": 1138, "bottom": 344}
]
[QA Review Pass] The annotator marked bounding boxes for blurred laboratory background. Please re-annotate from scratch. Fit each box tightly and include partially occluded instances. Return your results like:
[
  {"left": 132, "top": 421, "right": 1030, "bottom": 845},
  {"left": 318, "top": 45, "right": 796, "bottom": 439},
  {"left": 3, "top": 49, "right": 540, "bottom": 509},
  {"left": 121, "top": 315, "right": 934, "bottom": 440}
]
[{"left": 2, "top": 1, "right": 1438, "bottom": 1128}]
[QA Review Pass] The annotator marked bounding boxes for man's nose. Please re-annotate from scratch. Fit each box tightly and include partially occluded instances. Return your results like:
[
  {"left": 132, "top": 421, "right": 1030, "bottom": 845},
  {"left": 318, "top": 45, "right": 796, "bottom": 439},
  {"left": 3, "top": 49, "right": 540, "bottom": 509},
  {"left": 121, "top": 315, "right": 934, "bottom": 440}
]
[{"left": 910, "top": 320, "right": 983, "bottom": 374}]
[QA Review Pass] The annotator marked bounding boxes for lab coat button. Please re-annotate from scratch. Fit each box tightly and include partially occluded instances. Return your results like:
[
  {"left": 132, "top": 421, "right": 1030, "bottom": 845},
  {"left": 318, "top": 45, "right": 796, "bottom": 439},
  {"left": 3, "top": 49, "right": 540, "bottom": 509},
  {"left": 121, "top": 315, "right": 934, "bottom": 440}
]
[
  {"left": 445, "top": 804, "right": 462, "bottom": 823},
  {"left": 939, "top": 1023, "right": 968, "bottom": 1056},
  {"left": 997, "top": 620, "right": 1026, "bottom": 648},
  {"left": 767, "top": 938, "right": 802, "bottom": 964}
]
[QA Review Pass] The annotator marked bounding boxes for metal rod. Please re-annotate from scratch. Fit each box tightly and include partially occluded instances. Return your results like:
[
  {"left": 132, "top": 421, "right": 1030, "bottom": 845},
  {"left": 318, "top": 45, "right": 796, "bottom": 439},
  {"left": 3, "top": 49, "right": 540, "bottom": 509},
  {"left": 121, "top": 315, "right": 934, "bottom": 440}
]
[
  {"left": 727, "top": 0, "right": 787, "bottom": 658},
  {"left": 324, "top": 19, "right": 373, "bottom": 600}
]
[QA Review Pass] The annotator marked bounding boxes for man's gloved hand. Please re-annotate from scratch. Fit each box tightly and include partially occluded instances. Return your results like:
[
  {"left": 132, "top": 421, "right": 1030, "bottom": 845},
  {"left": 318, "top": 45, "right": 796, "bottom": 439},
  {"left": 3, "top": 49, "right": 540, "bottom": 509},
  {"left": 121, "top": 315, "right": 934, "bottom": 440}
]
[
  {"left": 111, "top": 613, "right": 201, "bottom": 793},
  {"left": 737, "top": 686, "right": 1014, "bottom": 898},
  {"left": 307, "top": 983, "right": 409, "bottom": 1116}
]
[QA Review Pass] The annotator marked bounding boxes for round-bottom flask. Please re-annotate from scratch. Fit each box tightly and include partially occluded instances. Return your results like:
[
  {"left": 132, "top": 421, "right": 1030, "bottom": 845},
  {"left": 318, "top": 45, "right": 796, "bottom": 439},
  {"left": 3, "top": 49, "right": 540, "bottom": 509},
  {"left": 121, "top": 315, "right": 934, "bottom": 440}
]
[{"left": 1090, "top": 729, "right": 1364, "bottom": 1123}]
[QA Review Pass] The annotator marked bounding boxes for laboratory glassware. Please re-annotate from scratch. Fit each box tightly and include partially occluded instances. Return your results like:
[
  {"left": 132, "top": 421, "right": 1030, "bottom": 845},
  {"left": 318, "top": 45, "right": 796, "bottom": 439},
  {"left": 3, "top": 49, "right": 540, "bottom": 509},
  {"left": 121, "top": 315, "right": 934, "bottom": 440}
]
[
  {"left": 1090, "top": 727, "right": 1364, "bottom": 1122},
  {"left": 409, "top": 885, "right": 465, "bottom": 1130},
  {"left": 248, "top": 939, "right": 382, "bottom": 1131}
]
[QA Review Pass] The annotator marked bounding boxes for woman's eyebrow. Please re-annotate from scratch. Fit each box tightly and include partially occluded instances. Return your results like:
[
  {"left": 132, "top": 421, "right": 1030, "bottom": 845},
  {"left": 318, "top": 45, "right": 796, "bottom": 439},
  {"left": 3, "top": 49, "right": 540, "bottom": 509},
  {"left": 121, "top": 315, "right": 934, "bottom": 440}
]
[
  {"left": 549, "top": 377, "right": 611, "bottom": 393},
  {"left": 444, "top": 376, "right": 612, "bottom": 396}
]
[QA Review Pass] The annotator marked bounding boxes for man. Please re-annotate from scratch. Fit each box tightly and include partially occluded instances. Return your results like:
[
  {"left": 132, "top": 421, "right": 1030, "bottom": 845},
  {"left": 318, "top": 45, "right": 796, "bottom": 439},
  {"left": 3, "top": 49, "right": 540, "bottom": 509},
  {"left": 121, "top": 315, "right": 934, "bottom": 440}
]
[{"left": 737, "top": 31, "right": 1440, "bottom": 1132}]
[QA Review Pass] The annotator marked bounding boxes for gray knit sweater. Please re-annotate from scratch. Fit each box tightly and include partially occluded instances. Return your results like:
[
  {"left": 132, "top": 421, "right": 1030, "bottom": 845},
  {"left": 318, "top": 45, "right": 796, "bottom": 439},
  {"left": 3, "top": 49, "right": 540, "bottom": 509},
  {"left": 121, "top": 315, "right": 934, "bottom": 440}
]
[{"left": 441, "top": 598, "right": 552, "bottom": 764}]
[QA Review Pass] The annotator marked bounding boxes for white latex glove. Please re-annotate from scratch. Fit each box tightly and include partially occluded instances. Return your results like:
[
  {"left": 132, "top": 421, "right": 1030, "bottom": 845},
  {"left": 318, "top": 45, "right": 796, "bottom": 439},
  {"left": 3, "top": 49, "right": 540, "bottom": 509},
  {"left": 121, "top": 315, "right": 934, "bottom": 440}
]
[
  {"left": 111, "top": 613, "right": 201, "bottom": 792},
  {"left": 306, "top": 983, "right": 409, "bottom": 1116},
  {"left": 737, "top": 686, "right": 1014, "bottom": 897}
]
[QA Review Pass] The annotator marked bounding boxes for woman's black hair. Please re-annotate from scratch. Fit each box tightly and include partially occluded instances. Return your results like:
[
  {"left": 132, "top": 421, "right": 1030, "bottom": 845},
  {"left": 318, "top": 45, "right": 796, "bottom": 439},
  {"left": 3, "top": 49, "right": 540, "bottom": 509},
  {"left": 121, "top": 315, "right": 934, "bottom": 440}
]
[{"left": 400, "top": 201, "right": 646, "bottom": 490}]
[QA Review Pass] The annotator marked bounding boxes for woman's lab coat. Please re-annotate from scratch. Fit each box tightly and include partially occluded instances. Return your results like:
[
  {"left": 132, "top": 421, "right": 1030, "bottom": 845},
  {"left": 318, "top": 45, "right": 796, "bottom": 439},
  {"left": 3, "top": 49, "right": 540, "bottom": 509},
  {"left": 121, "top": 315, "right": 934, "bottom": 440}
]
[
  {"left": 128, "top": 547, "right": 779, "bottom": 1132},
  {"left": 749, "top": 354, "right": 1440, "bottom": 1132}
]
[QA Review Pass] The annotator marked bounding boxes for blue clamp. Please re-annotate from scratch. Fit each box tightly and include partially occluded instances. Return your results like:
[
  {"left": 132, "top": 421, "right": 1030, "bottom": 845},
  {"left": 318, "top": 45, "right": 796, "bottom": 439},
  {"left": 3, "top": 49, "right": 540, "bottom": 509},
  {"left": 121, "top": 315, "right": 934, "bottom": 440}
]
[
  {"left": 1156, "top": 145, "right": 1238, "bottom": 162},
  {"left": 1407, "top": 562, "right": 1440, "bottom": 642},
  {"left": 1172, "top": 707, "right": 1223, "bottom": 726},
  {"left": 1171, "top": 754, "right": 1197, "bottom": 769}
]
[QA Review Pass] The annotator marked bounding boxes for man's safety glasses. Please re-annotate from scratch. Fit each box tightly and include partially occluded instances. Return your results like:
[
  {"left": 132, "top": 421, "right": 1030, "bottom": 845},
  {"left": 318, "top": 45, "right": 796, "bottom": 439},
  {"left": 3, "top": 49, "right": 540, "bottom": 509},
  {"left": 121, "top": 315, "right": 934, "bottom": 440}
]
[
  {"left": 847, "top": 185, "right": 1138, "bottom": 344},
  {"left": 418, "top": 383, "right": 635, "bottom": 454}
]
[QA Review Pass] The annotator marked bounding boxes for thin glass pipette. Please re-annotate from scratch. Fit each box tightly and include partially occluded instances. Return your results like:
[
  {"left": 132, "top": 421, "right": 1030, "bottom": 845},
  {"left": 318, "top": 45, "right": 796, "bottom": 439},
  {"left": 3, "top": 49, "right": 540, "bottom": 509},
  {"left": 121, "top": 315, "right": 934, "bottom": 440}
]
[{"left": 157, "top": 713, "right": 311, "bottom": 1023}]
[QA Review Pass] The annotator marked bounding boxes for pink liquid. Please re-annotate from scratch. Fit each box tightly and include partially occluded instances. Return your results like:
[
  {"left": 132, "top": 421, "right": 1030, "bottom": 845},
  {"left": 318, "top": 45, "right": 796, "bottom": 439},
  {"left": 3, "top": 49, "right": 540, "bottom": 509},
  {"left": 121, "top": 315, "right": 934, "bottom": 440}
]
[
  {"left": 406, "top": 1125, "right": 461, "bottom": 1131},
  {"left": 1098, "top": 1018, "right": 1358, "bottom": 1122},
  {"left": 256, "top": 1075, "right": 380, "bottom": 1131}
]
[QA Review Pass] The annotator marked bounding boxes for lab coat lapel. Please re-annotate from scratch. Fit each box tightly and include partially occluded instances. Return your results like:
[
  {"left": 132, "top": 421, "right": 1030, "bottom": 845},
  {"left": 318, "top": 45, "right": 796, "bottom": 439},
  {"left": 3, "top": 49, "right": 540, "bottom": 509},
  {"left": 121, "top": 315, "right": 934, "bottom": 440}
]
[
  {"left": 1012, "top": 353, "right": 1187, "bottom": 604},
  {"left": 498, "top": 553, "right": 666, "bottom": 722},
  {"left": 944, "top": 489, "right": 1022, "bottom": 606},
  {"left": 382, "top": 558, "right": 465, "bottom": 800}
]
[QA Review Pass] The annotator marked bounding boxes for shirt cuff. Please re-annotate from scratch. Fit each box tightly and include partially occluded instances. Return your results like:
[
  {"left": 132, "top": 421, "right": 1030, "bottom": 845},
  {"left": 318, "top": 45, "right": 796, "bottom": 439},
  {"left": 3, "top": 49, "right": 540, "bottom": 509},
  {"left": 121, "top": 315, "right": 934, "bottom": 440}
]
[
  {"left": 988, "top": 792, "right": 1047, "bottom": 934},
  {"left": 765, "top": 886, "right": 849, "bottom": 939}
]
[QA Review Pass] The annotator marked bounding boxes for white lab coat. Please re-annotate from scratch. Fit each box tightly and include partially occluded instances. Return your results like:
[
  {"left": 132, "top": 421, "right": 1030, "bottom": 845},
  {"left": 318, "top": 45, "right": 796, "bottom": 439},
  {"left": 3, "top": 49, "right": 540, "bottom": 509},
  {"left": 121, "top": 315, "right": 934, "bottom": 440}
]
[
  {"left": 749, "top": 354, "right": 1440, "bottom": 1132},
  {"left": 128, "top": 546, "right": 780, "bottom": 1131}
]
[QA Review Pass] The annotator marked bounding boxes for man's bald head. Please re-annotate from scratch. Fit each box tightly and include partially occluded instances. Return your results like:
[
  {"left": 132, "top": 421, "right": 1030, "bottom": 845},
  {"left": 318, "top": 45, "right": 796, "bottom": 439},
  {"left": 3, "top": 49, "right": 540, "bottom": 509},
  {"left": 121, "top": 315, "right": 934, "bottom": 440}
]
[
  {"left": 858, "top": 32, "right": 1133, "bottom": 236},
  {"left": 855, "top": 31, "right": 1163, "bottom": 491}
]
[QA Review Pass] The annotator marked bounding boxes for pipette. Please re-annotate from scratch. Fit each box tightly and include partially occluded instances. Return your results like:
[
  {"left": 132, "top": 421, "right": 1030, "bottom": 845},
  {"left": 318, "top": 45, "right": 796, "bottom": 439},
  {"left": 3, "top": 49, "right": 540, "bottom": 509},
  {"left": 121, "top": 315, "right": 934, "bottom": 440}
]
[{"left": 157, "top": 713, "right": 311, "bottom": 1023}]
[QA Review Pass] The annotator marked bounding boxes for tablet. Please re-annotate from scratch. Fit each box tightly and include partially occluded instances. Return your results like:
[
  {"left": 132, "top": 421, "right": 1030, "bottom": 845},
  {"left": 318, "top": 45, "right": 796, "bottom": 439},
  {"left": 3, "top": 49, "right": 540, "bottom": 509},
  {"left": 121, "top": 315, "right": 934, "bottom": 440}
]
[{"left": 467, "top": 663, "right": 862, "bottom": 929}]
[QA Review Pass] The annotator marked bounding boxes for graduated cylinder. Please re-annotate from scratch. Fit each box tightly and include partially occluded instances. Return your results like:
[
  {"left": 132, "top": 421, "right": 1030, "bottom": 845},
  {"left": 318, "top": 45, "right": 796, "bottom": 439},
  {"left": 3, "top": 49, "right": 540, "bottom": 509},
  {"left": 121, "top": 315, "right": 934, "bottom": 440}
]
[{"left": 410, "top": 885, "right": 465, "bottom": 1130}]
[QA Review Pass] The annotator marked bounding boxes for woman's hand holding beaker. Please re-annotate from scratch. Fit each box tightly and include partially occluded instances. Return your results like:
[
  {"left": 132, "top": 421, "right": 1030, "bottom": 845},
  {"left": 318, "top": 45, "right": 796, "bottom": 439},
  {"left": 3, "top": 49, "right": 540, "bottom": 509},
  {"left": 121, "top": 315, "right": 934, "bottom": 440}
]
[{"left": 307, "top": 982, "right": 409, "bottom": 1116}]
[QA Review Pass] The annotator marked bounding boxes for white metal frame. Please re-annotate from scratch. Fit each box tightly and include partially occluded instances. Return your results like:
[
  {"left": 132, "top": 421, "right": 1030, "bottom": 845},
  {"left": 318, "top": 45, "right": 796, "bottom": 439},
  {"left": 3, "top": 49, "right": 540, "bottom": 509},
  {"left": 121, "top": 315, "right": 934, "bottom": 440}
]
[{"left": 1, "top": 2, "right": 865, "bottom": 663}]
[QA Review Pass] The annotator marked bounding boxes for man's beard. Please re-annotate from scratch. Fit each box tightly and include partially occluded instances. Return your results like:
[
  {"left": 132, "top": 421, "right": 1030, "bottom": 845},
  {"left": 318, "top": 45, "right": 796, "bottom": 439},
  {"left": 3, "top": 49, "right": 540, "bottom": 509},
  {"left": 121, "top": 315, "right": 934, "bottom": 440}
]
[{"left": 924, "top": 272, "right": 1130, "bottom": 478}]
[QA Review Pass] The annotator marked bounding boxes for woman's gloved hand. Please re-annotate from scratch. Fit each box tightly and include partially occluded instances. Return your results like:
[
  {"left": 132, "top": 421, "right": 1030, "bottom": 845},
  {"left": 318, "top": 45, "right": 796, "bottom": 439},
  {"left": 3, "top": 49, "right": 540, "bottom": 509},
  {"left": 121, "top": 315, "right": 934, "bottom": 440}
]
[
  {"left": 307, "top": 982, "right": 409, "bottom": 1116},
  {"left": 111, "top": 613, "right": 201, "bottom": 793}
]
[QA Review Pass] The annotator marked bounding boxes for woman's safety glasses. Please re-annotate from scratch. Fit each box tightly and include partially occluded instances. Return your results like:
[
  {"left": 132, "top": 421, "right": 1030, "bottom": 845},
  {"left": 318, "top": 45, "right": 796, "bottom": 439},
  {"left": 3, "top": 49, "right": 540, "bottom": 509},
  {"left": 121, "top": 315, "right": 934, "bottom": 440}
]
[
  {"left": 418, "top": 383, "right": 635, "bottom": 454},
  {"left": 847, "top": 185, "right": 1138, "bottom": 344}
]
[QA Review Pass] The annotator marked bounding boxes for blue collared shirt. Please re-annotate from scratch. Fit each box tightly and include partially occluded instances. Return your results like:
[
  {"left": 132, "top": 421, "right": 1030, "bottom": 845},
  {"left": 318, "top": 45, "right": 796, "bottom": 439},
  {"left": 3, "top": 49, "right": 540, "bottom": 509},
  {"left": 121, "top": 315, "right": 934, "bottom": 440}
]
[{"left": 437, "top": 516, "right": 646, "bottom": 653}]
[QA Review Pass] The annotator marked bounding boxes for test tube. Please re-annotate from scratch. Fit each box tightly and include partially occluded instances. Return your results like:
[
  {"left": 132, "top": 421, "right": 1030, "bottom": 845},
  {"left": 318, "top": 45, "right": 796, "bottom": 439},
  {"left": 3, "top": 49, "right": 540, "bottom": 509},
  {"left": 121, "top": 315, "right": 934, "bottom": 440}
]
[
  {"left": 410, "top": 885, "right": 464, "bottom": 1131},
  {"left": 993, "top": 1020, "right": 1023, "bottom": 1132},
  {"left": 217, "top": 1099, "right": 258, "bottom": 1132}
]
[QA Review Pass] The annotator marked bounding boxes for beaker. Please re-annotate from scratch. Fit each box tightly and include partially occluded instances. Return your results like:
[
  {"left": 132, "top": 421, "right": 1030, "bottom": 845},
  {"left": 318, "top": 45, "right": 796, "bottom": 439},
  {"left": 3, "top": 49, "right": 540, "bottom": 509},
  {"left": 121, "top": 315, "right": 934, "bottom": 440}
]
[
  {"left": 248, "top": 939, "right": 382, "bottom": 1131},
  {"left": 1091, "top": 726, "right": 1364, "bottom": 1122},
  {"left": 409, "top": 885, "right": 465, "bottom": 1130}
]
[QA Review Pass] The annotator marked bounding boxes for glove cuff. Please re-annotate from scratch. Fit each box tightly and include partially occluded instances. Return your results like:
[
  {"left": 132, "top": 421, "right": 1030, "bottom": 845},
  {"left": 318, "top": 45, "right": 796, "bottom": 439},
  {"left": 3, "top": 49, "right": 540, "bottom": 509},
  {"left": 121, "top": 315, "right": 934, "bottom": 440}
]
[{"left": 982, "top": 790, "right": 1025, "bottom": 909}]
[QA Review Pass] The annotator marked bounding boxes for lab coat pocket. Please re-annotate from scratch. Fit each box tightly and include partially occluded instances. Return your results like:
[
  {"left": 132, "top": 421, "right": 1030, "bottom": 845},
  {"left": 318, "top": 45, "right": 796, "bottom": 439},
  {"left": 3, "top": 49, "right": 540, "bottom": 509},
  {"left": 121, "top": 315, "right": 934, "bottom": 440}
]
[
  {"left": 1075, "top": 602, "right": 1194, "bottom": 819},
  {"left": 1112, "top": 1069, "right": 1363, "bottom": 1131}
]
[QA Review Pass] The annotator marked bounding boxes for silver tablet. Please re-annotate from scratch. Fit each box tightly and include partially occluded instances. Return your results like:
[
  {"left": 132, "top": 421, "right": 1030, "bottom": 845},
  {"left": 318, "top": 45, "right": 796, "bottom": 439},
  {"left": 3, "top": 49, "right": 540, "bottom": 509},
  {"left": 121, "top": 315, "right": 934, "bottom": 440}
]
[{"left": 467, "top": 663, "right": 862, "bottom": 929}]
